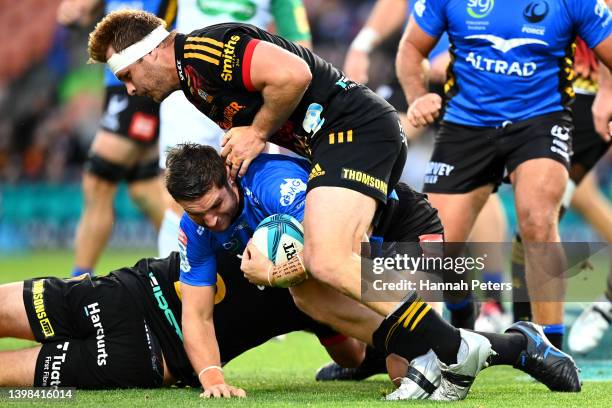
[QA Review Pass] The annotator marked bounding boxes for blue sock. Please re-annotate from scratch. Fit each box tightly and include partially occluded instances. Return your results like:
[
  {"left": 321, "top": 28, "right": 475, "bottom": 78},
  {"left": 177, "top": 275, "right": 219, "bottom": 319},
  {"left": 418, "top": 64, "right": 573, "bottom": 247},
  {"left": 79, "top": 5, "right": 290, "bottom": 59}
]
[
  {"left": 543, "top": 324, "right": 565, "bottom": 350},
  {"left": 72, "top": 267, "right": 93, "bottom": 277}
]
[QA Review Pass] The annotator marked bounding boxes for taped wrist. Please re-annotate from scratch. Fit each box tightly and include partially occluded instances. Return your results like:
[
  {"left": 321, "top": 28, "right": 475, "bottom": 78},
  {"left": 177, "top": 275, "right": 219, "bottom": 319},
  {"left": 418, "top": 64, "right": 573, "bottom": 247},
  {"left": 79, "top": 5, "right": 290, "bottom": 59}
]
[{"left": 269, "top": 254, "right": 308, "bottom": 288}]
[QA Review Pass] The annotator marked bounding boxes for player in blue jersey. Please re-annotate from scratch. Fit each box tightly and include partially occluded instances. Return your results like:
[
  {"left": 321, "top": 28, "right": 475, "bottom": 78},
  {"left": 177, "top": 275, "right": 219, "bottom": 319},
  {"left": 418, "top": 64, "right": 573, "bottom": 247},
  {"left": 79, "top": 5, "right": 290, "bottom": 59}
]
[
  {"left": 57, "top": 0, "right": 176, "bottom": 277},
  {"left": 396, "top": 0, "right": 612, "bottom": 350},
  {"left": 85, "top": 12, "right": 581, "bottom": 399},
  {"left": 162, "top": 143, "right": 580, "bottom": 400}
]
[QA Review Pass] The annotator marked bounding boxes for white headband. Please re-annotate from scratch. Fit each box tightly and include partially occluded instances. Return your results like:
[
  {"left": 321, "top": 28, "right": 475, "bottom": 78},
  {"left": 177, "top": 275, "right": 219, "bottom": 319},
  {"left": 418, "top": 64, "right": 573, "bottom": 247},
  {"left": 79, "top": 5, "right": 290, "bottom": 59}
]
[{"left": 107, "top": 26, "right": 170, "bottom": 75}]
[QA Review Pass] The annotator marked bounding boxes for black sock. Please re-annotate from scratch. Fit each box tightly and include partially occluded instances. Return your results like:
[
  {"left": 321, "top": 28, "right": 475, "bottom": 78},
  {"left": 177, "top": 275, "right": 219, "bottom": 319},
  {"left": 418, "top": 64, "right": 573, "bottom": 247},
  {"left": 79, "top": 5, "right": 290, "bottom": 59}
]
[
  {"left": 373, "top": 293, "right": 461, "bottom": 365},
  {"left": 511, "top": 234, "right": 532, "bottom": 321},
  {"left": 542, "top": 324, "right": 565, "bottom": 350},
  {"left": 447, "top": 297, "right": 476, "bottom": 329},
  {"left": 472, "top": 331, "right": 526, "bottom": 366}
]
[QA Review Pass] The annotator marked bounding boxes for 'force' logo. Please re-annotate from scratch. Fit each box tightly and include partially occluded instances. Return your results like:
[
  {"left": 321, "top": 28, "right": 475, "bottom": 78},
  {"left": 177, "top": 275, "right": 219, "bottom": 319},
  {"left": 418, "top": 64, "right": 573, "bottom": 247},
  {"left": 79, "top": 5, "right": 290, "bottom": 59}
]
[
  {"left": 523, "top": 1, "right": 549, "bottom": 23},
  {"left": 84, "top": 302, "right": 108, "bottom": 366},
  {"left": 32, "top": 279, "right": 55, "bottom": 338}
]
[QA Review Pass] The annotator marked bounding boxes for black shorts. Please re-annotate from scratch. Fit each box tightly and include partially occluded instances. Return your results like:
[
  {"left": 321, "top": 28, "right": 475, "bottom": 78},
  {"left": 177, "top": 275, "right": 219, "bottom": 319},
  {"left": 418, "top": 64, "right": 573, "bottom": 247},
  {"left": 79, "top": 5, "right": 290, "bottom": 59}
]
[
  {"left": 571, "top": 93, "right": 611, "bottom": 174},
  {"left": 99, "top": 86, "right": 160, "bottom": 145},
  {"left": 378, "top": 183, "right": 444, "bottom": 241},
  {"left": 308, "top": 86, "right": 408, "bottom": 204},
  {"left": 423, "top": 111, "right": 573, "bottom": 193},
  {"left": 23, "top": 275, "right": 164, "bottom": 389}
]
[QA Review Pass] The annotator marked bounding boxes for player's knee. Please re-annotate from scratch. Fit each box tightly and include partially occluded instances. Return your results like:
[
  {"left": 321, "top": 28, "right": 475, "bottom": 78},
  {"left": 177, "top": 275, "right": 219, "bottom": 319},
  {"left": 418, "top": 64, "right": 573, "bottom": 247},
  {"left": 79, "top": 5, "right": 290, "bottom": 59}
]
[
  {"left": 81, "top": 172, "right": 117, "bottom": 208},
  {"left": 517, "top": 208, "right": 558, "bottom": 242},
  {"left": 289, "top": 289, "right": 326, "bottom": 323}
]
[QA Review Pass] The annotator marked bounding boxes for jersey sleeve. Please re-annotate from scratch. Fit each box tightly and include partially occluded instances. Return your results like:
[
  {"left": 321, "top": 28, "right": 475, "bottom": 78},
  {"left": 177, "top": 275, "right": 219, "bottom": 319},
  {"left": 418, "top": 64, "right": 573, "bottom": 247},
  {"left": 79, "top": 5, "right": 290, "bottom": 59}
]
[
  {"left": 182, "top": 27, "right": 262, "bottom": 92},
  {"left": 178, "top": 215, "right": 217, "bottom": 287},
  {"left": 568, "top": 0, "right": 612, "bottom": 49},
  {"left": 271, "top": 0, "right": 312, "bottom": 42},
  {"left": 411, "top": 0, "right": 447, "bottom": 39},
  {"left": 252, "top": 158, "right": 308, "bottom": 222}
]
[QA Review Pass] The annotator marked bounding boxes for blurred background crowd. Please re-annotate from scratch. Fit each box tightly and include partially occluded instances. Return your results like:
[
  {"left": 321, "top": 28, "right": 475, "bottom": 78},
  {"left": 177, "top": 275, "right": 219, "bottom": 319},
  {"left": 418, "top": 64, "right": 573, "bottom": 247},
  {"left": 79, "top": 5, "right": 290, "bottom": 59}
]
[{"left": 0, "top": 0, "right": 609, "bottom": 251}]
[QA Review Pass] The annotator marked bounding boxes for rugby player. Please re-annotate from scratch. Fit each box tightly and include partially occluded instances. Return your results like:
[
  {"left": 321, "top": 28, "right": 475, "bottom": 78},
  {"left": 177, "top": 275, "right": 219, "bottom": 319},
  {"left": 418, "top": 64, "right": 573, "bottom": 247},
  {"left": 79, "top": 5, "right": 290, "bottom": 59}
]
[
  {"left": 164, "top": 143, "right": 580, "bottom": 400},
  {"left": 57, "top": 0, "right": 171, "bottom": 277},
  {"left": 0, "top": 251, "right": 366, "bottom": 390},
  {"left": 396, "top": 0, "right": 612, "bottom": 350},
  {"left": 85, "top": 12, "right": 583, "bottom": 399},
  {"left": 511, "top": 36, "right": 612, "bottom": 350},
  {"left": 157, "top": 0, "right": 312, "bottom": 258},
  {"left": 342, "top": 0, "right": 511, "bottom": 333}
]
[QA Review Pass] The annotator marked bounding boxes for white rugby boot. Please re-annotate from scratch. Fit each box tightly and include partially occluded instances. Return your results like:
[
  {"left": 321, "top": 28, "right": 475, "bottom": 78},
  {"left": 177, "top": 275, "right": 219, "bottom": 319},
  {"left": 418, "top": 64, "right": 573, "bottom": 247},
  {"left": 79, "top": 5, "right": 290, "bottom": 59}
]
[
  {"left": 429, "top": 329, "right": 495, "bottom": 401},
  {"left": 385, "top": 350, "right": 440, "bottom": 400}
]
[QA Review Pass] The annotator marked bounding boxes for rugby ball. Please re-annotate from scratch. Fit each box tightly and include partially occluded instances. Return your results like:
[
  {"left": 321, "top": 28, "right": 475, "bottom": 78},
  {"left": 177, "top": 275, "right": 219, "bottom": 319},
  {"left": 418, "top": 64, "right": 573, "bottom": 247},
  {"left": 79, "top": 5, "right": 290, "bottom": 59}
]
[{"left": 252, "top": 214, "right": 304, "bottom": 265}]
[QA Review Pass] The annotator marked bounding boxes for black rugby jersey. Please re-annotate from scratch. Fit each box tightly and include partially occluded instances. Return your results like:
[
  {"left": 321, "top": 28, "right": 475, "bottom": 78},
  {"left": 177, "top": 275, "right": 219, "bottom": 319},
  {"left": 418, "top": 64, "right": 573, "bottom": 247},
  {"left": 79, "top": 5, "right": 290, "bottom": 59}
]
[{"left": 174, "top": 23, "right": 394, "bottom": 158}]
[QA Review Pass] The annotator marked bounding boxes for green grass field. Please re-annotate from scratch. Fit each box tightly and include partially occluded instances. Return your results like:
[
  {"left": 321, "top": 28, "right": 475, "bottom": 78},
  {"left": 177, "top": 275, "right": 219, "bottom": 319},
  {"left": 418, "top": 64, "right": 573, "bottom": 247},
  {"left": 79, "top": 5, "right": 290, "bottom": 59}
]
[{"left": 0, "top": 250, "right": 610, "bottom": 407}]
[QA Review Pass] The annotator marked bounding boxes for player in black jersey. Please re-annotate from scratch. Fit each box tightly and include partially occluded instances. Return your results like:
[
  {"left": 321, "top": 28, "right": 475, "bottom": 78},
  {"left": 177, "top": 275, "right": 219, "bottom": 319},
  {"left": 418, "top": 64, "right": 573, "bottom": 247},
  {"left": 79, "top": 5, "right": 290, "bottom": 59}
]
[
  {"left": 85, "top": 12, "right": 581, "bottom": 400},
  {"left": 0, "top": 251, "right": 360, "bottom": 389},
  {"left": 0, "top": 184, "right": 443, "bottom": 390}
]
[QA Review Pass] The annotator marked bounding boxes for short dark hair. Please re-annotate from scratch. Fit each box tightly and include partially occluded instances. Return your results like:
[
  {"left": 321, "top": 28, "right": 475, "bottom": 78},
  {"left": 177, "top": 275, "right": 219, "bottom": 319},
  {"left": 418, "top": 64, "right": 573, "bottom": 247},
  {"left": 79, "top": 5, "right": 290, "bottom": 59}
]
[{"left": 165, "top": 144, "right": 228, "bottom": 202}]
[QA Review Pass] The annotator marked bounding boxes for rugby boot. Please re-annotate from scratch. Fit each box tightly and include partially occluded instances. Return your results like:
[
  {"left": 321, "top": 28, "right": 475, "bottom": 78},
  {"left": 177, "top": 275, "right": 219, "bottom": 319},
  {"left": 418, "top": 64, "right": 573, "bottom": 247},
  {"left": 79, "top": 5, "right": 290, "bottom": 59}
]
[
  {"left": 430, "top": 329, "right": 495, "bottom": 401},
  {"left": 386, "top": 350, "right": 440, "bottom": 400},
  {"left": 506, "top": 321, "right": 581, "bottom": 392}
]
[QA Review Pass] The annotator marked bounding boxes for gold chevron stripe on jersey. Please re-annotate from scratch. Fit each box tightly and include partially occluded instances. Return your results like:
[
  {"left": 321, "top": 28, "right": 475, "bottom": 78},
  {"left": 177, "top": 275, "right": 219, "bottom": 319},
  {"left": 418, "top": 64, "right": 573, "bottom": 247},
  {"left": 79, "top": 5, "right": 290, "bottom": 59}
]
[
  {"left": 186, "top": 36, "right": 224, "bottom": 48},
  {"left": 185, "top": 36, "right": 225, "bottom": 65},
  {"left": 185, "top": 43, "right": 222, "bottom": 56}
]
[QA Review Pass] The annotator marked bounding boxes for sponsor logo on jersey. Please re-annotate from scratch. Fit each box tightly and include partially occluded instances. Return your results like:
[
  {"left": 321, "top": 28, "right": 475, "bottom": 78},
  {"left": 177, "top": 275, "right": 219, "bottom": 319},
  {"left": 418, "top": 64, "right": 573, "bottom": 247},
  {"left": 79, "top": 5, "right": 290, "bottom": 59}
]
[
  {"left": 219, "top": 101, "right": 245, "bottom": 129},
  {"left": 521, "top": 25, "right": 545, "bottom": 36},
  {"left": 302, "top": 103, "right": 325, "bottom": 134},
  {"left": 467, "top": 0, "right": 494, "bottom": 19},
  {"left": 424, "top": 161, "right": 455, "bottom": 184},
  {"left": 341, "top": 168, "right": 388, "bottom": 195},
  {"left": 149, "top": 272, "right": 184, "bottom": 341},
  {"left": 414, "top": 0, "right": 426, "bottom": 17},
  {"left": 178, "top": 227, "right": 191, "bottom": 273},
  {"left": 523, "top": 1, "right": 549, "bottom": 23},
  {"left": 280, "top": 178, "right": 307, "bottom": 206},
  {"left": 41, "top": 341, "right": 69, "bottom": 387},
  {"left": 335, "top": 76, "right": 358, "bottom": 90},
  {"left": 84, "top": 302, "right": 108, "bottom": 366},
  {"left": 183, "top": 64, "right": 213, "bottom": 104},
  {"left": 466, "top": 52, "right": 538, "bottom": 76},
  {"left": 32, "top": 279, "right": 55, "bottom": 338},
  {"left": 309, "top": 163, "right": 326, "bottom": 181},
  {"left": 221, "top": 35, "right": 241, "bottom": 82},
  {"left": 464, "top": 34, "right": 549, "bottom": 77}
]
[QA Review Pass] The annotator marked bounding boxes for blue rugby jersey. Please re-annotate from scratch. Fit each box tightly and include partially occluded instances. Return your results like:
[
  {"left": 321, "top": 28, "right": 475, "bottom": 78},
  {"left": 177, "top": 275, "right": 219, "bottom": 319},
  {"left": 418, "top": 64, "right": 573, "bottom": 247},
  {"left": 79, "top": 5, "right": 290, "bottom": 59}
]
[
  {"left": 411, "top": 0, "right": 612, "bottom": 126},
  {"left": 178, "top": 154, "right": 309, "bottom": 287}
]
